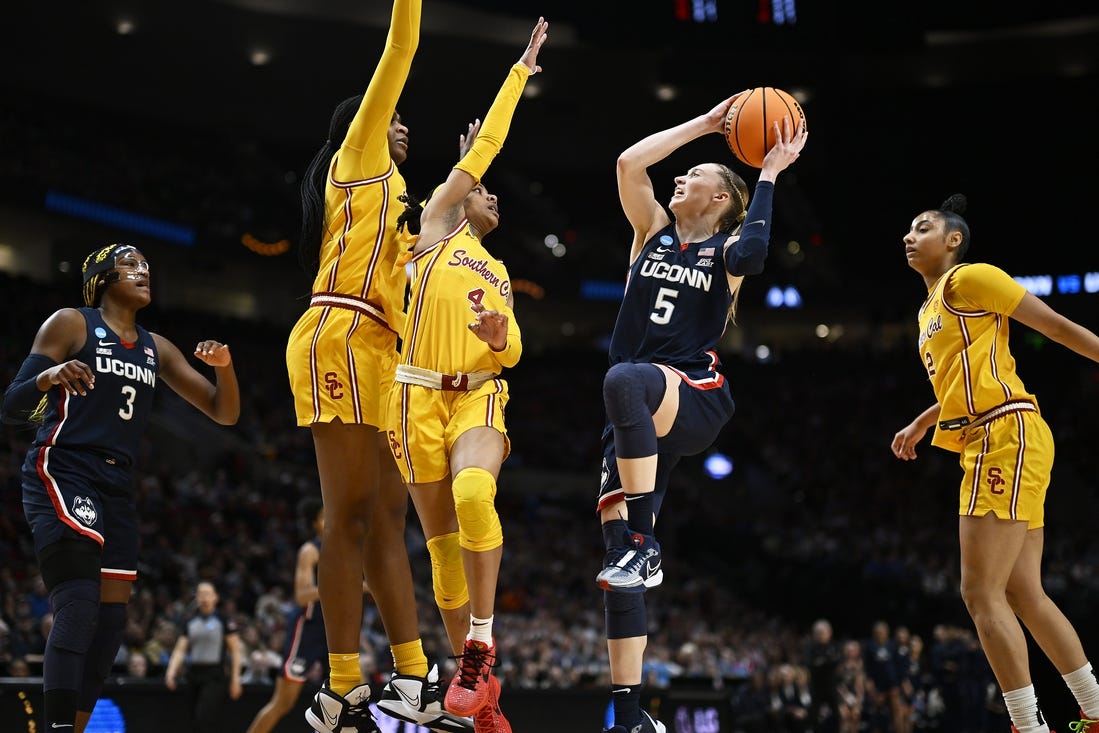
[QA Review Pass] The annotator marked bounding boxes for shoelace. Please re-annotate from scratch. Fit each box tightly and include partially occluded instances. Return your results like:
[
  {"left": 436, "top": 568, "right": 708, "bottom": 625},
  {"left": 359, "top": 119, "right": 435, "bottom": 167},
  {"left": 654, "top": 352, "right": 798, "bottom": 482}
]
[
  {"left": 453, "top": 644, "right": 494, "bottom": 689},
  {"left": 1070, "top": 716, "right": 1099, "bottom": 732},
  {"left": 618, "top": 544, "right": 657, "bottom": 578}
]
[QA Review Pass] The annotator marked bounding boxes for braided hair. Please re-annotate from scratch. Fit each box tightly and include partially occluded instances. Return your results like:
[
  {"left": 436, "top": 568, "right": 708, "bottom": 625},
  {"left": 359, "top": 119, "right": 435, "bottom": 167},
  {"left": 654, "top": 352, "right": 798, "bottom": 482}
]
[
  {"left": 81, "top": 243, "right": 138, "bottom": 307},
  {"left": 298, "top": 94, "right": 364, "bottom": 275}
]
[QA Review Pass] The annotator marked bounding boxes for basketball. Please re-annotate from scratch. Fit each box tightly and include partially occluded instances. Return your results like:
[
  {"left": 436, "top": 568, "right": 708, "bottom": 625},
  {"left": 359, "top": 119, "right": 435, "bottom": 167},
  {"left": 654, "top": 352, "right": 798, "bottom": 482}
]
[{"left": 723, "top": 87, "right": 806, "bottom": 169}]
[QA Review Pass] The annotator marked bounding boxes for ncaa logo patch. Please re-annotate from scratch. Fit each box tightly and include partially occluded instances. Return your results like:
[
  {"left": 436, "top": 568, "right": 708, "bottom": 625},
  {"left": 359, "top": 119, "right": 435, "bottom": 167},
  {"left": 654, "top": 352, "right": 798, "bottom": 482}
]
[
  {"left": 72, "top": 496, "right": 97, "bottom": 526},
  {"left": 95, "top": 327, "right": 108, "bottom": 339}
]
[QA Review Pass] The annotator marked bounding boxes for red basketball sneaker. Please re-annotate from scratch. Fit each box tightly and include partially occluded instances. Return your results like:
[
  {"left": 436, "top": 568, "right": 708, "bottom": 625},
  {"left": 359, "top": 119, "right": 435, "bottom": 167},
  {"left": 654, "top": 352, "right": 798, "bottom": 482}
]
[
  {"left": 472, "top": 675, "right": 511, "bottom": 733},
  {"left": 445, "top": 638, "right": 497, "bottom": 716}
]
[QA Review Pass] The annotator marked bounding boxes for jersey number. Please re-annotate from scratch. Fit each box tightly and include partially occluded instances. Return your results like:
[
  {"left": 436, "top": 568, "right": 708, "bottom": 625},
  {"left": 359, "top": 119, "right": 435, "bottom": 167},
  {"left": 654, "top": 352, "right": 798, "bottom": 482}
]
[
  {"left": 650, "top": 287, "right": 679, "bottom": 325},
  {"left": 467, "top": 288, "right": 486, "bottom": 311},
  {"left": 119, "top": 385, "right": 136, "bottom": 420},
  {"left": 924, "top": 352, "right": 936, "bottom": 377}
]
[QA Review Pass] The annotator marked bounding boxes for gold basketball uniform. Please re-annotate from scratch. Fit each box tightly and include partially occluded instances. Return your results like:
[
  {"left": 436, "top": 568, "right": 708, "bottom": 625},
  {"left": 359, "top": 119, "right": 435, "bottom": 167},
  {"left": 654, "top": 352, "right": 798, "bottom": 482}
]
[
  {"left": 286, "top": 0, "right": 420, "bottom": 428},
  {"left": 919, "top": 262, "right": 1052, "bottom": 526},
  {"left": 389, "top": 221, "right": 522, "bottom": 483}
]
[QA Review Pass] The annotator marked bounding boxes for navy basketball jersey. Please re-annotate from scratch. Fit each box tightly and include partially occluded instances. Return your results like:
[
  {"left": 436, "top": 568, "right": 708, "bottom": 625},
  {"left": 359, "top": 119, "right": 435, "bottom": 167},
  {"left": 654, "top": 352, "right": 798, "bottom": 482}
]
[
  {"left": 608, "top": 226, "right": 731, "bottom": 384},
  {"left": 32, "top": 307, "right": 159, "bottom": 466}
]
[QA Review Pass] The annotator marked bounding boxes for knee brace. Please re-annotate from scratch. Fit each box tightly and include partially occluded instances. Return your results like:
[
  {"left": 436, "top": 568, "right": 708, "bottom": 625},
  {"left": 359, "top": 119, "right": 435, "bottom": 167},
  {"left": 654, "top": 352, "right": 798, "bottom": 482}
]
[
  {"left": 426, "top": 532, "right": 469, "bottom": 610},
  {"left": 605, "top": 591, "right": 647, "bottom": 640},
  {"left": 48, "top": 579, "right": 101, "bottom": 654},
  {"left": 603, "top": 363, "right": 664, "bottom": 459},
  {"left": 452, "top": 467, "right": 503, "bottom": 552}
]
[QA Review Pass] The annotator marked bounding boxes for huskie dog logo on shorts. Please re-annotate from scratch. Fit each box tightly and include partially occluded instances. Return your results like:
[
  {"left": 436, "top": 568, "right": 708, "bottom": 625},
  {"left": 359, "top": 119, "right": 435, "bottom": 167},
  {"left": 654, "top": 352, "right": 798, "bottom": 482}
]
[
  {"left": 289, "top": 657, "right": 307, "bottom": 677},
  {"left": 72, "top": 496, "right": 98, "bottom": 526},
  {"left": 600, "top": 458, "right": 610, "bottom": 490}
]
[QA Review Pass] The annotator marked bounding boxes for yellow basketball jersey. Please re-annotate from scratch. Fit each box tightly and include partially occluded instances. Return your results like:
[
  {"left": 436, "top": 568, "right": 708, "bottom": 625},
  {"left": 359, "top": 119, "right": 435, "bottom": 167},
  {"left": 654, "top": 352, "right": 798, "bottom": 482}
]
[
  {"left": 307, "top": 0, "right": 421, "bottom": 336},
  {"left": 310, "top": 160, "right": 410, "bottom": 335},
  {"left": 400, "top": 220, "right": 520, "bottom": 374},
  {"left": 919, "top": 263, "right": 1036, "bottom": 452}
]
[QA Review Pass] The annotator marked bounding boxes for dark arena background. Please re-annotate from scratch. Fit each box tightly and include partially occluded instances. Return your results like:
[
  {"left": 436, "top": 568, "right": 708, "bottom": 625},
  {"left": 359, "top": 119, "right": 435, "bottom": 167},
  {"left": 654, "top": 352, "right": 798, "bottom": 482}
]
[{"left": 2, "top": 1, "right": 1098, "bottom": 732}]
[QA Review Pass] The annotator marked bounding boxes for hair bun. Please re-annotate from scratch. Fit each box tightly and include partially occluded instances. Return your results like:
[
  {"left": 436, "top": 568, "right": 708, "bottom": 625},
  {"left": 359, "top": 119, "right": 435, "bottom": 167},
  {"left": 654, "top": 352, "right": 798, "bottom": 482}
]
[{"left": 940, "top": 193, "right": 968, "bottom": 215}]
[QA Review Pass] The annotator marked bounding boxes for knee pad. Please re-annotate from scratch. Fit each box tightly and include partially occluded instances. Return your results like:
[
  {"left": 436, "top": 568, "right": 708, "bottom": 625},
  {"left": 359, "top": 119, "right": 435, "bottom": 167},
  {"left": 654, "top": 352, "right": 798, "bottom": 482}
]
[
  {"left": 452, "top": 467, "right": 503, "bottom": 552},
  {"left": 49, "top": 579, "right": 101, "bottom": 654},
  {"left": 426, "top": 532, "right": 469, "bottom": 610},
  {"left": 605, "top": 591, "right": 647, "bottom": 640},
  {"left": 603, "top": 363, "right": 664, "bottom": 459}
]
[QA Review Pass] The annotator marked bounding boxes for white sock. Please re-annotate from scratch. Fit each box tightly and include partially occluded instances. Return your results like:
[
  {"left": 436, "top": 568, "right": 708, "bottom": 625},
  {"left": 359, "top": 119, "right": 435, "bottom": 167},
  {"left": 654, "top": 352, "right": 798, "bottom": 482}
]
[
  {"left": 468, "top": 614, "right": 493, "bottom": 644},
  {"left": 1063, "top": 662, "right": 1099, "bottom": 718},
  {"left": 1003, "top": 685, "right": 1047, "bottom": 732}
]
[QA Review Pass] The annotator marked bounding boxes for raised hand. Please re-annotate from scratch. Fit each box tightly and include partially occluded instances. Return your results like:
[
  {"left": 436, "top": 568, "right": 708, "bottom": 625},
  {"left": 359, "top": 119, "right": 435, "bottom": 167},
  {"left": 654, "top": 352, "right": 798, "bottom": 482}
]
[
  {"left": 519, "top": 17, "right": 549, "bottom": 75},
  {"left": 194, "top": 341, "right": 232, "bottom": 367}
]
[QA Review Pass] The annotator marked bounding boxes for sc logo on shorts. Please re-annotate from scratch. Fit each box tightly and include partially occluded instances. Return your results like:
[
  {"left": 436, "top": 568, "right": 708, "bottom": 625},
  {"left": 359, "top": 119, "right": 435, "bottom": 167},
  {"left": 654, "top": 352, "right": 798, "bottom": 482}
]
[
  {"left": 387, "top": 431, "right": 403, "bottom": 460},
  {"left": 323, "top": 372, "right": 344, "bottom": 400},
  {"left": 986, "top": 467, "right": 1006, "bottom": 495}
]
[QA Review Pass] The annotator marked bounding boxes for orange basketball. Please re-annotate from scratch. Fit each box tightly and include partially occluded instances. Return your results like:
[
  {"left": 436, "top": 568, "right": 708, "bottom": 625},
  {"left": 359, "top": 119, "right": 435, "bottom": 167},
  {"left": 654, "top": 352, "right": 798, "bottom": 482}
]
[{"left": 723, "top": 87, "right": 806, "bottom": 169}]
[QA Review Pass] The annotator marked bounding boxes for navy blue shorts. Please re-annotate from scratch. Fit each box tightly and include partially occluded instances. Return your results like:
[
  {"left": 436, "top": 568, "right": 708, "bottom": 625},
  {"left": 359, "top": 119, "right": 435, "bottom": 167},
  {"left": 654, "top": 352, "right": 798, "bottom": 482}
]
[
  {"left": 596, "top": 377, "right": 734, "bottom": 513},
  {"left": 21, "top": 446, "right": 139, "bottom": 581},
  {"left": 280, "top": 607, "right": 328, "bottom": 682}
]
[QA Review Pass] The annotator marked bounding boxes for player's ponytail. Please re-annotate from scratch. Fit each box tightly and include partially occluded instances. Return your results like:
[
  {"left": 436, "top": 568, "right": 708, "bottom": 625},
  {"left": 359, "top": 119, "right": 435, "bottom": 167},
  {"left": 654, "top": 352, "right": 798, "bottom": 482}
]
[{"left": 299, "top": 94, "right": 363, "bottom": 275}]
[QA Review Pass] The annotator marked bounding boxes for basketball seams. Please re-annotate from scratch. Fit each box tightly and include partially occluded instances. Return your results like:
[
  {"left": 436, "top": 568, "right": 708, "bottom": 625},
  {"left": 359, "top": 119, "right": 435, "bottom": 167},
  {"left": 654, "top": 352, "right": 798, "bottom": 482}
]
[{"left": 724, "top": 86, "right": 805, "bottom": 169}]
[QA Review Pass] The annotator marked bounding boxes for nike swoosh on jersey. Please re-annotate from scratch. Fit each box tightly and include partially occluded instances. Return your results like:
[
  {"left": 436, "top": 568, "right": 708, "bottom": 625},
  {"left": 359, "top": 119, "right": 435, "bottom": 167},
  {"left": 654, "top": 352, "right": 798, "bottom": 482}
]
[
  {"left": 98, "top": 340, "right": 117, "bottom": 346},
  {"left": 745, "top": 219, "right": 766, "bottom": 227}
]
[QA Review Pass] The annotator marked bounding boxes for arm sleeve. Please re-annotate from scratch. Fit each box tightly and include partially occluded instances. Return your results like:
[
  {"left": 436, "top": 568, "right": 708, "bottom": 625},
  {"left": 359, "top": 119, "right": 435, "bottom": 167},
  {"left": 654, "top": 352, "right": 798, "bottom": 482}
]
[
  {"left": 453, "top": 63, "right": 530, "bottom": 183},
  {"left": 489, "top": 306, "right": 523, "bottom": 369},
  {"left": 337, "top": 0, "right": 421, "bottom": 179},
  {"left": 723, "top": 180, "right": 774, "bottom": 277},
  {"left": 1, "top": 353, "right": 56, "bottom": 425}
]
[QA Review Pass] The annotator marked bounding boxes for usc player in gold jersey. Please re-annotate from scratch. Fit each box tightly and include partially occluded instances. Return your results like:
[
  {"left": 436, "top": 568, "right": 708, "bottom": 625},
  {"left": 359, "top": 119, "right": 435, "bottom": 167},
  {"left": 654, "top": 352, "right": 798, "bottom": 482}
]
[
  {"left": 386, "top": 17, "right": 548, "bottom": 733},
  {"left": 891, "top": 194, "right": 1099, "bottom": 733},
  {"left": 286, "top": 1, "right": 473, "bottom": 732}
]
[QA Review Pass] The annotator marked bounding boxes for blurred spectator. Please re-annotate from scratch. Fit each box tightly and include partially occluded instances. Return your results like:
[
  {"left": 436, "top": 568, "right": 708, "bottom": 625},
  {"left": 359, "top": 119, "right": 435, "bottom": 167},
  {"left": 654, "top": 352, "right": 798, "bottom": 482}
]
[{"left": 126, "top": 652, "right": 149, "bottom": 679}]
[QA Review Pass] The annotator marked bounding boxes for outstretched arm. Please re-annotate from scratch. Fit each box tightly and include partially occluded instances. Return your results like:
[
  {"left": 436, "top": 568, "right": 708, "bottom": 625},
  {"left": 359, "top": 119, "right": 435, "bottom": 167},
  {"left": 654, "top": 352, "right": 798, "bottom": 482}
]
[
  {"left": 617, "top": 94, "right": 742, "bottom": 259},
  {"left": 336, "top": 0, "right": 422, "bottom": 180},
  {"left": 1010, "top": 292, "right": 1099, "bottom": 364},
  {"left": 415, "top": 17, "right": 549, "bottom": 252}
]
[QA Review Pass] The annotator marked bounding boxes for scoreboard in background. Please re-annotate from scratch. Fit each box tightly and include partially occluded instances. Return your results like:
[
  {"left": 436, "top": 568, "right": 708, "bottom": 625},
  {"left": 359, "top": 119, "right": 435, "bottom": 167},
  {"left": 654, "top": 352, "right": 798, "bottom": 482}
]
[{"left": 672, "top": 0, "right": 798, "bottom": 25}]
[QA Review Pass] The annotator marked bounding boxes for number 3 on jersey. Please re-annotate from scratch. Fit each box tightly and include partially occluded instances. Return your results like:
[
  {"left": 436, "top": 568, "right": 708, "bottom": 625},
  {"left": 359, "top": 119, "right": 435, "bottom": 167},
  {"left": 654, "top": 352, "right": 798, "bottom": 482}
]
[
  {"left": 119, "top": 385, "right": 136, "bottom": 420},
  {"left": 650, "top": 287, "right": 679, "bottom": 325}
]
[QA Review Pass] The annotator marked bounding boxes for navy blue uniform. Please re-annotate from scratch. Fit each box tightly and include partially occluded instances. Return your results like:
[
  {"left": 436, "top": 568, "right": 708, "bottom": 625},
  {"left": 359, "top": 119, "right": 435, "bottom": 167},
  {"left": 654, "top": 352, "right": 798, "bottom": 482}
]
[
  {"left": 597, "top": 227, "right": 741, "bottom": 512},
  {"left": 281, "top": 537, "right": 328, "bottom": 682},
  {"left": 21, "top": 307, "right": 159, "bottom": 576}
]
